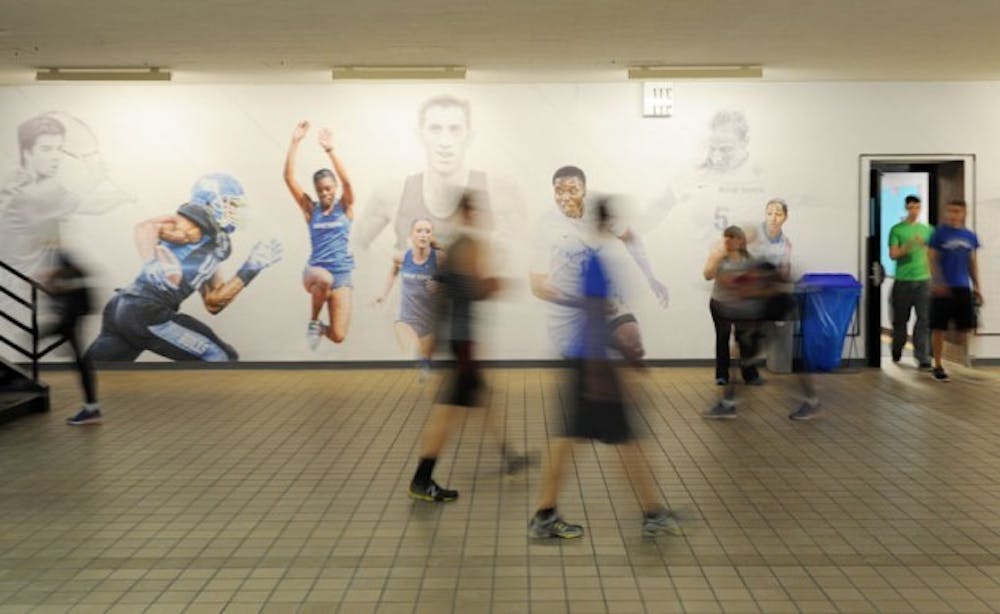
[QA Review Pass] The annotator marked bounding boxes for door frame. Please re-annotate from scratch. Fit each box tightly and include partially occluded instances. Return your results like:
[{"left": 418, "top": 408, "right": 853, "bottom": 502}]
[{"left": 858, "top": 154, "right": 976, "bottom": 365}]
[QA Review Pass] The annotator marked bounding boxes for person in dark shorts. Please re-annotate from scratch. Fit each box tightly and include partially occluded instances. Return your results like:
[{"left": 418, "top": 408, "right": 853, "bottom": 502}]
[
  {"left": 42, "top": 250, "right": 100, "bottom": 425},
  {"left": 529, "top": 199, "right": 681, "bottom": 540},
  {"left": 407, "top": 193, "right": 532, "bottom": 503},
  {"left": 928, "top": 199, "right": 983, "bottom": 382}
]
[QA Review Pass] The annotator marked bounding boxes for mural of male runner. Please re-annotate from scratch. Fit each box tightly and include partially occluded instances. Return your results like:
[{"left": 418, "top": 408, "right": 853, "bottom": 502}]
[
  {"left": 85, "top": 173, "right": 283, "bottom": 361},
  {"left": 353, "top": 95, "right": 498, "bottom": 252},
  {"left": 283, "top": 121, "right": 356, "bottom": 349}
]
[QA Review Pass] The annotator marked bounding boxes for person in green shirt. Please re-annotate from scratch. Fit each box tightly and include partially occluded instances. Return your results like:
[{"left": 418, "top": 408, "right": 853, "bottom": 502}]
[{"left": 888, "top": 195, "right": 934, "bottom": 368}]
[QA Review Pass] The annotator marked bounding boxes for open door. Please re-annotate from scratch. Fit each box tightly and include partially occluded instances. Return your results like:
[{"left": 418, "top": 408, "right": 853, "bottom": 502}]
[{"left": 859, "top": 155, "right": 974, "bottom": 367}]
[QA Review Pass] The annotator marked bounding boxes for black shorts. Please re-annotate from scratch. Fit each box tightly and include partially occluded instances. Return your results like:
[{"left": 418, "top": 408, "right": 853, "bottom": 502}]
[
  {"left": 437, "top": 339, "right": 485, "bottom": 407},
  {"left": 930, "top": 287, "right": 976, "bottom": 331},
  {"left": 562, "top": 359, "right": 633, "bottom": 444}
]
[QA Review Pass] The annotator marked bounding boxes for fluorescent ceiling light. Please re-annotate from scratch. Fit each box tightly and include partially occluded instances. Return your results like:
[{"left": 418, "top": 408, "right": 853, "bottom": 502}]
[
  {"left": 36, "top": 67, "right": 171, "bottom": 81},
  {"left": 627, "top": 65, "right": 762, "bottom": 80},
  {"left": 332, "top": 65, "right": 466, "bottom": 80}
]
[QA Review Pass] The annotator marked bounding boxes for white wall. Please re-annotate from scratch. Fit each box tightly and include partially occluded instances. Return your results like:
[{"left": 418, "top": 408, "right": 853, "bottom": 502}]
[{"left": 2, "top": 81, "right": 1000, "bottom": 361}]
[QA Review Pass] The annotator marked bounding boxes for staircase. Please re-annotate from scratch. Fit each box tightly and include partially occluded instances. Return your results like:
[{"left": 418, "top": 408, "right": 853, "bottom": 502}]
[
  {"left": 1, "top": 259, "right": 63, "bottom": 425},
  {"left": 0, "top": 357, "right": 49, "bottom": 424}
]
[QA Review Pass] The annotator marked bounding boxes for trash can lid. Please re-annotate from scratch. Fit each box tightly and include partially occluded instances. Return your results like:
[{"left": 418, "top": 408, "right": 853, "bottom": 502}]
[{"left": 797, "top": 273, "right": 862, "bottom": 289}]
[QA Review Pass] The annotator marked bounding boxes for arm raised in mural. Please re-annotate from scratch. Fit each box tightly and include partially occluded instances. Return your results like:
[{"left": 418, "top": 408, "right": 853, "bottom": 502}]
[
  {"left": 318, "top": 128, "right": 354, "bottom": 220},
  {"left": 200, "top": 239, "right": 284, "bottom": 314},
  {"left": 284, "top": 121, "right": 314, "bottom": 223}
]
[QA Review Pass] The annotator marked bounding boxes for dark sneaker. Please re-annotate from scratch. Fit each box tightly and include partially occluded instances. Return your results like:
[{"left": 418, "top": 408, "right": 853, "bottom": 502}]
[
  {"left": 715, "top": 377, "right": 728, "bottom": 386},
  {"left": 642, "top": 509, "right": 683, "bottom": 537},
  {"left": 529, "top": 513, "right": 584, "bottom": 539},
  {"left": 932, "top": 367, "right": 950, "bottom": 382},
  {"left": 66, "top": 408, "right": 102, "bottom": 425},
  {"left": 918, "top": 362, "right": 933, "bottom": 371},
  {"left": 703, "top": 402, "right": 737, "bottom": 419},
  {"left": 891, "top": 352, "right": 902, "bottom": 363},
  {"left": 408, "top": 480, "right": 458, "bottom": 502},
  {"left": 788, "top": 402, "right": 821, "bottom": 421},
  {"left": 504, "top": 451, "right": 539, "bottom": 477},
  {"left": 745, "top": 376, "right": 766, "bottom": 386}
]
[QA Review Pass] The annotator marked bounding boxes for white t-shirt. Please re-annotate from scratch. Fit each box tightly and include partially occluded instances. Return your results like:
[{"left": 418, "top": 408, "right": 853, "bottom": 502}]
[{"left": 530, "top": 204, "right": 628, "bottom": 354}]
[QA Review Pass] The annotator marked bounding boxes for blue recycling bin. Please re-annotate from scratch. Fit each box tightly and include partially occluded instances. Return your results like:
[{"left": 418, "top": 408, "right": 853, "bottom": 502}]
[{"left": 796, "top": 273, "right": 862, "bottom": 372}]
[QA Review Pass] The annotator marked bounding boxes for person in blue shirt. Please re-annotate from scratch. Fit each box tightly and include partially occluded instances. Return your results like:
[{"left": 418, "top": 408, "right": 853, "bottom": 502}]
[
  {"left": 284, "top": 121, "right": 356, "bottom": 349},
  {"left": 85, "top": 173, "right": 283, "bottom": 363},
  {"left": 928, "top": 199, "right": 983, "bottom": 382},
  {"left": 529, "top": 198, "right": 681, "bottom": 540}
]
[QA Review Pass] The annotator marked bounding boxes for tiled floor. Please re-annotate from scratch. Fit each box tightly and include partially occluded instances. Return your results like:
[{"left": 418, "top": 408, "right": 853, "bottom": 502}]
[{"left": 1, "top": 364, "right": 999, "bottom": 613}]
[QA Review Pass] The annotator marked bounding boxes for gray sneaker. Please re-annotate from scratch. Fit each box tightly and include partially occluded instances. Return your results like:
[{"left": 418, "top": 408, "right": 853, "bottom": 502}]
[
  {"left": 703, "top": 402, "right": 737, "bottom": 419},
  {"left": 529, "top": 512, "right": 584, "bottom": 539},
  {"left": 788, "top": 402, "right": 821, "bottom": 421},
  {"left": 642, "top": 509, "right": 683, "bottom": 537}
]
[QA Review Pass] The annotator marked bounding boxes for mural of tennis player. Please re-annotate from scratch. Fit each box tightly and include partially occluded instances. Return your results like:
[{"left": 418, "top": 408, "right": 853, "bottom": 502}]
[
  {"left": 0, "top": 112, "right": 134, "bottom": 279},
  {"left": 374, "top": 217, "right": 442, "bottom": 378},
  {"left": 84, "top": 173, "right": 283, "bottom": 362},
  {"left": 283, "top": 121, "right": 356, "bottom": 349}
]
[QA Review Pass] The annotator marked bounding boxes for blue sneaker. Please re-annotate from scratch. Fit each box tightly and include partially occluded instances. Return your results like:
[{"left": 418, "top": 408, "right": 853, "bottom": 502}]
[
  {"left": 789, "top": 402, "right": 821, "bottom": 421},
  {"left": 66, "top": 408, "right": 102, "bottom": 425},
  {"left": 703, "top": 402, "right": 737, "bottom": 419}
]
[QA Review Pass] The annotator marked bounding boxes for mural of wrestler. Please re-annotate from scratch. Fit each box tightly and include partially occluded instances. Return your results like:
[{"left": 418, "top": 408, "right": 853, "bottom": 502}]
[
  {"left": 283, "top": 121, "right": 356, "bottom": 349},
  {"left": 353, "top": 95, "right": 499, "bottom": 253},
  {"left": 84, "top": 173, "right": 283, "bottom": 362},
  {"left": 374, "top": 217, "right": 443, "bottom": 378},
  {"left": 529, "top": 166, "right": 669, "bottom": 360}
]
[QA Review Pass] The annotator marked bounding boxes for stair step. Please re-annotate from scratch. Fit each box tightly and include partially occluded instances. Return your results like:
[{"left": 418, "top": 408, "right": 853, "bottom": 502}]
[{"left": 0, "top": 390, "right": 48, "bottom": 425}]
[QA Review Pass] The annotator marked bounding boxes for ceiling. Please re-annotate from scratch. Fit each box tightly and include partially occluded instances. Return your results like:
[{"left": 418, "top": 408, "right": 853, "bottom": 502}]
[{"left": 2, "top": 0, "right": 1000, "bottom": 81}]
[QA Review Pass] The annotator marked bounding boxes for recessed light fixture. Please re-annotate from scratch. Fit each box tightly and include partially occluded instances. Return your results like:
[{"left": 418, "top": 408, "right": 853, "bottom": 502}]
[
  {"left": 35, "top": 67, "right": 171, "bottom": 81},
  {"left": 627, "top": 65, "right": 762, "bottom": 80},
  {"left": 332, "top": 65, "right": 466, "bottom": 80}
]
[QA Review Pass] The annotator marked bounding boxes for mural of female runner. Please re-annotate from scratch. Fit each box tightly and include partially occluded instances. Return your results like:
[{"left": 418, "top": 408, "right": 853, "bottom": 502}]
[
  {"left": 283, "top": 121, "right": 356, "bottom": 349},
  {"left": 374, "top": 217, "right": 442, "bottom": 379}
]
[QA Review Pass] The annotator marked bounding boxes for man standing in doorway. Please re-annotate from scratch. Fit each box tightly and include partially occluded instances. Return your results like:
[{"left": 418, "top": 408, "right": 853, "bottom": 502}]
[
  {"left": 888, "top": 195, "right": 934, "bottom": 369},
  {"left": 928, "top": 199, "right": 982, "bottom": 382}
]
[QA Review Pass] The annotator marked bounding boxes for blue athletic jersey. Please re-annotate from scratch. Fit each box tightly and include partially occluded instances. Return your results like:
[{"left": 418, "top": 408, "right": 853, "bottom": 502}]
[
  {"left": 399, "top": 248, "right": 438, "bottom": 324},
  {"left": 930, "top": 225, "right": 980, "bottom": 288},
  {"left": 308, "top": 200, "right": 354, "bottom": 272},
  {"left": 567, "top": 249, "right": 612, "bottom": 360},
  {"left": 125, "top": 203, "right": 232, "bottom": 310}
]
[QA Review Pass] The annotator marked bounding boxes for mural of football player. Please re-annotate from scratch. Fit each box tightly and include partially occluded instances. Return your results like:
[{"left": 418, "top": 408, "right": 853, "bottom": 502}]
[
  {"left": 283, "top": 121, "right": 356, "bottom": 349},
  {"left": 374, "top": 217, "right": 443, "bottom": 378},
  {"left": 530, "top": 166, "right": 668, "bottom": 361},
  {"left": 84, "top": 173, "right": 283, "bottom": 362}
]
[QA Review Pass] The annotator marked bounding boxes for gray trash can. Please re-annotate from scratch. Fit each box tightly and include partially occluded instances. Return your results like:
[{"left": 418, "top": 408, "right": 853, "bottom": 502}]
[{"left": 766, "top": 320, "right": 794, "bottom": 374}]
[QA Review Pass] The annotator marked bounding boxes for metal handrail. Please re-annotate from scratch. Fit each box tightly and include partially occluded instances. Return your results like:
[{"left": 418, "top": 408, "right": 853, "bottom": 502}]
[{"left": 0, "top": 259, "right": 66, "bottom": 383}]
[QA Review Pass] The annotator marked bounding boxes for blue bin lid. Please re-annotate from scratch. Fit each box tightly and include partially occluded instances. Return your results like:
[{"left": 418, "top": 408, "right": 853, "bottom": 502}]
[{"left": 797, "top": 273, "right": 862, "bottom": 289}]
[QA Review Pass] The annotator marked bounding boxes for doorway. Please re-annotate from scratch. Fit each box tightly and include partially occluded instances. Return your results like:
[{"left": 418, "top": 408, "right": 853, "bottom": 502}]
[{"left": 859, "top": 155, "right": 975, "bottom": 367}]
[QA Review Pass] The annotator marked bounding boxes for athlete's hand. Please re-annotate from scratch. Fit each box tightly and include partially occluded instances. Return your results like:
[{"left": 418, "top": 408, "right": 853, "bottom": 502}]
[
  {"left": 245, "top": 238, "right": 284, "bottom": 272},
  {"left": 291, "top": 121, "right": 310, "bottom": 143},
  {"left": 648, "top": 277, "right": 670, "bottom": 308},
  {"left": 318, "top": 128, "right": 334, "bottom": 152}
]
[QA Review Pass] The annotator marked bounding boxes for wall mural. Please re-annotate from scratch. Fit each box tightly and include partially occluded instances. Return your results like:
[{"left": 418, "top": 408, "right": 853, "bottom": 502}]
[{"left": 3, "top": 82, "right": 993, "bottom": 361}]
